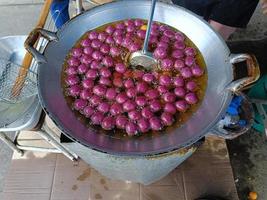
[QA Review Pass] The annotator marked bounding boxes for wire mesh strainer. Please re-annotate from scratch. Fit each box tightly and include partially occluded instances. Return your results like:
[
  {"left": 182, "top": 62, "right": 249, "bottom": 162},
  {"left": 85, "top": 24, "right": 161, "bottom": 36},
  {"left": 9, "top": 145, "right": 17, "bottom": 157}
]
[
  {"left": 0, "top": 6, "right": 62, "bottom": 105},
  {"left": 0, "top": 58, "right": 37, "bottom": 104}
]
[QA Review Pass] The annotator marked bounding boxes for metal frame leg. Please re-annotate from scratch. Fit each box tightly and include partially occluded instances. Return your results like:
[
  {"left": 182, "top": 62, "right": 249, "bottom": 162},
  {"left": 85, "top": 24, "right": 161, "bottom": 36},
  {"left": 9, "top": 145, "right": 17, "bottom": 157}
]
[
  {"left": 15, "top": 127, "right": 78, "bottom": 162},
  {"left": 75, "top": 0, "right": 84, "bottom": 14},
  {"left": 16, "top": 144, "right": 61, "bottom": 153},
  {"left": 0, "top": 131, "right": 24, "bottom": 156},
  {"left": 37, "top": 129, "right": 78, "bottom": 162},
  {"left": 84, "top": 0, "right": 100, "bottom": 6}
]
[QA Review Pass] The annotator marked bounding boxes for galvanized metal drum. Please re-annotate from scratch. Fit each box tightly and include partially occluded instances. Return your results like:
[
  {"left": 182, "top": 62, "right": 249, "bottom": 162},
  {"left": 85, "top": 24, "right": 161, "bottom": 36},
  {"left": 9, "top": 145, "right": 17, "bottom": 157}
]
[{"left": 25, "top": 1, "right": 259, "bottom": 155}]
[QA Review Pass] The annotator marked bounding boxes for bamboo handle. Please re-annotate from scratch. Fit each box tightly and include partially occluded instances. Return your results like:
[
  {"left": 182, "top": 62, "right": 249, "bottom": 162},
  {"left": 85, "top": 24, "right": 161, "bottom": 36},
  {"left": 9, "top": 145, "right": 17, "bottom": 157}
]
[{"left": 11, "top": 0, "right": 53, "bottom": 97}]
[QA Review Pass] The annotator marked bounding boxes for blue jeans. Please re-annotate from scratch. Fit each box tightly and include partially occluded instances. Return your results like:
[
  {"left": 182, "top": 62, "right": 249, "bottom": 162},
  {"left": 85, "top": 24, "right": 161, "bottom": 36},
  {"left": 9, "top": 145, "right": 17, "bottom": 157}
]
[{"left": 50, "top": 0, "right": 70, "bottom": 29}]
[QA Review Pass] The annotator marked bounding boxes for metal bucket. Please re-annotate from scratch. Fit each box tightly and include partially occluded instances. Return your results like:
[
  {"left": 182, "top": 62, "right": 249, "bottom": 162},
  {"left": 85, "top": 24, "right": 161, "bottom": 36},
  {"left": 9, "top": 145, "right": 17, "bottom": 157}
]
[{"left": 63, "top": 138, "right": 202, "bottom": 185}]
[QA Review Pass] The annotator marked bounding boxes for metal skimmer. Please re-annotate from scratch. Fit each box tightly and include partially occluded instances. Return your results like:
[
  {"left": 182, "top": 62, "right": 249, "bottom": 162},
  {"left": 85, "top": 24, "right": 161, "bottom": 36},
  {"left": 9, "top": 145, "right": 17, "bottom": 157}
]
[{"left": 129, "top": 0, "right": 158, "bottom": 69}]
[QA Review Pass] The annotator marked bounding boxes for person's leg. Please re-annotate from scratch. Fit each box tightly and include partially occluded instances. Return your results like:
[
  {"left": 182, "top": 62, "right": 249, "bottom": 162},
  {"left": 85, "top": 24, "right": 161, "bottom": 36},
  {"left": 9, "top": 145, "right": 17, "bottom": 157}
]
[
  {"left": 209, "top": 0, "right": 259, "bottom": 40},
  {"left": 172, "top": 0, "right": 259, "bottom": 40},
  {"left": 171, "top": 0, "right": 234, "bottom": 39},
  {"left": 171, "top": 0, "right": 186, "bottom": 7},
  {"left": 208, "top": 20, "right": 236, "bottom": 40},
  {"left": 261, "top": 0, "right": 267, "bottom": 15},
  {"left": 172, "top": 0, "right": 216, "bottom": 20}
]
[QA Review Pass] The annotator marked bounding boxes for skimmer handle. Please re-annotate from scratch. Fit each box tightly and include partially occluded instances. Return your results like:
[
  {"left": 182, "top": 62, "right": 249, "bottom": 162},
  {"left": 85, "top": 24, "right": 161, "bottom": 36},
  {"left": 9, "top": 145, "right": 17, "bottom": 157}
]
[{"left": 142, "top": 0, "right": 157, "bottom": 55}]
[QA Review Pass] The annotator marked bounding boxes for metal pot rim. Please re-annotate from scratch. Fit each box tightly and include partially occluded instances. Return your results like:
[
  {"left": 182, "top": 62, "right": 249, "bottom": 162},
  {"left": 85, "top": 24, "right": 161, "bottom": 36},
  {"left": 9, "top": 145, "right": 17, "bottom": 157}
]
[{"left": 25, "top": 1, "right": 259, "bottom": 155}]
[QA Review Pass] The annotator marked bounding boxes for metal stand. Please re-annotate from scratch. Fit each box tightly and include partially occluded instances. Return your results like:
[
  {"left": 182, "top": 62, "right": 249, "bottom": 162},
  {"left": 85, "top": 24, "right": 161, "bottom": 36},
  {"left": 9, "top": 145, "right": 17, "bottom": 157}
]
[
  {"left": 14, "top": 120, "right": 79, "bottom": 162},
  {"left": 0, "top": 132, "right": 24, "bottom": 156},
  {"left": 75, "top": 0, "right": 84, "bottom": 14},
  {"left": 0, "top": 104, "right": 79, "bottom": 162},
  {"left": 0, "top": 129, "right": 78, "bottom": 162}
]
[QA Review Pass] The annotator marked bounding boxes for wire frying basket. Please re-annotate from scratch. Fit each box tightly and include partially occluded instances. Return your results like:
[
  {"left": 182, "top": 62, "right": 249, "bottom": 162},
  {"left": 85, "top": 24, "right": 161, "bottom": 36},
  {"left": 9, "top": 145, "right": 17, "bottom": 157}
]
[{"left": 0, "top": 58, "right": 37, "bottom": 104}]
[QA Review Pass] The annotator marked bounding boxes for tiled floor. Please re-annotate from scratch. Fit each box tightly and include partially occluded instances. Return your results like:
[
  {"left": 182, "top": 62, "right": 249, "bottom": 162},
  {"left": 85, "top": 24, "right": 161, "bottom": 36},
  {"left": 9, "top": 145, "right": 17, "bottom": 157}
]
[
  {"left": 0, "top": 1, "right": 266, "bottom": 200},
  {"left": 1, "top": 137, "right": 239, "bottom": 200}
]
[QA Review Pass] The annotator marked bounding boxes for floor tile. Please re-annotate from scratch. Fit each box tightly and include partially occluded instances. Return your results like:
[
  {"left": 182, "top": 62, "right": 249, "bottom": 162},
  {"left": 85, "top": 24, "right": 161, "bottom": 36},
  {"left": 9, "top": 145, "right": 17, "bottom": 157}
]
[
  {"left": 2, "top": 137, "right": 238, "bottom": 200},
  {"left": 150, "top": 170, "right": 177, "bottom": 186},
  {"left": 141, "top": 185, "right": 184, "bottom": 200},
  {"left": 89, "top": 168, "right": 140, "bottom": 200},
  {"left": 2, "top": 152, "right": 57, "bottom": 200},
  {"left": 90, "top": 184, "right": 140, "bottom": 200},
  {"left": 50, "top": 155, "right": 91, "bottom": 200},
  {"left": 178, "top": 137, "right": 239, "bottom": 200}
]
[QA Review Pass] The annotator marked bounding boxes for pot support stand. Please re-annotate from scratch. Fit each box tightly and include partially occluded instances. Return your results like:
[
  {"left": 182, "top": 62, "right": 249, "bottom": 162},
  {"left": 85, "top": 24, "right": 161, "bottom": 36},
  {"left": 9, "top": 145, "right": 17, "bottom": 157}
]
[{"left": 248, "top": 74, "right": 267, "bottom": 135}]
